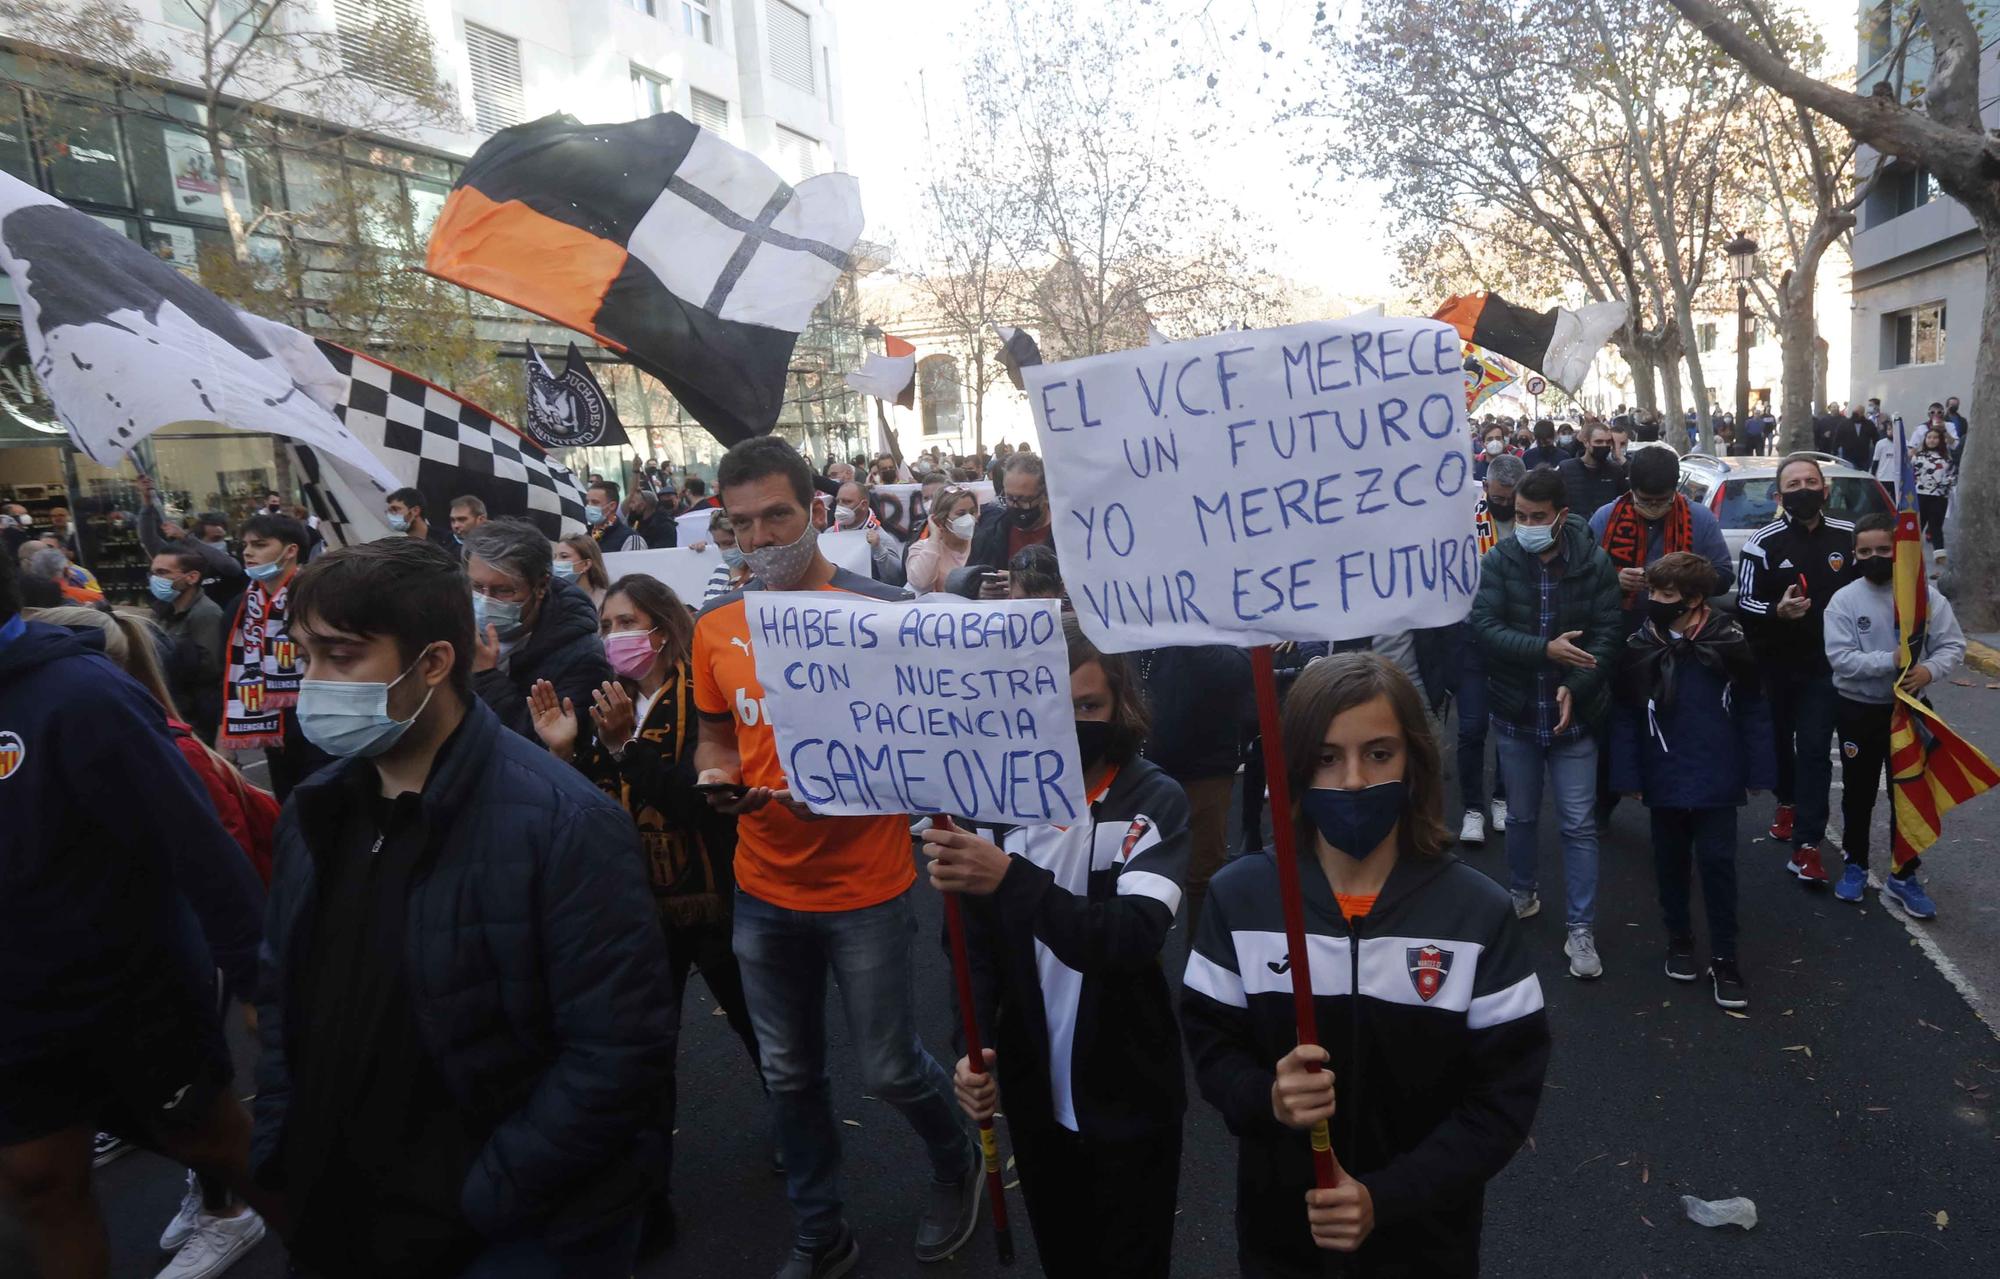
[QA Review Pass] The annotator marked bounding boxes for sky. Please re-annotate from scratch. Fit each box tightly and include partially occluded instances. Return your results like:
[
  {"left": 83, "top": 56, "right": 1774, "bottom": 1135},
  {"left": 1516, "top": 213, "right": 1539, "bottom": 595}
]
[{"left": 836, "top": 0, "right": 1863, "bottom": 315}]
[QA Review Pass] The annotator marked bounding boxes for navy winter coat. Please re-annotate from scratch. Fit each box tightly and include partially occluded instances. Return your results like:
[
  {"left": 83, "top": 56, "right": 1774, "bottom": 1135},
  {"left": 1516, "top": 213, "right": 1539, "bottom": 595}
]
[
  {"left": 252, "top": 698, "right": 676, "bottom": 1242},
  {"left": 1609, "top": 617, "right": 1777, "bottom": 809},
  {"left": 472, "top": 576, "right": 614, "bottom": 744}
]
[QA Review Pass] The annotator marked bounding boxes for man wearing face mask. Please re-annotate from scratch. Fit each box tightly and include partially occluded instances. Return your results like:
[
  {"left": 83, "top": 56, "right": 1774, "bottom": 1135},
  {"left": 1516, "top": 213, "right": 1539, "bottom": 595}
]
[
  {"left": 1455, "top": 455, "right": 1526, "bottom": 846},
  {"left": 464, "top": 518, "right": 615, "bottom": 746},
  {"left": 1556, "top": 421, "right": 1630, "bottom": 522},
  {"left": 1471, "top": 427, "right": 1511, "bottom": 482},
  {"left": 1735, "top": 455, "right": 1855, "bottom": 886},
  {"left": 137, "top": 475, "right": 247, "bottom": 608},
  {"left": 967, "top": 453, "right": 1052, "bottom": 600},
  {"left": 692, "top": 436, "right": 979, "bottom": 1277},
  {"left": 219, "top": 513, "right": 327, "bottom": 799},
  {"left": 383, "top": 487, "right": 456, "bottom": 552},
  {"left": 260, "top": 537, "right": 675, "bottom": 1276},
  {"left": 150, "top": 543, "right": 227, "bottom": 743},
  {"left": 833, "top": 480, "right": 907, "bottom": 586},
  {"left": 1821, "top": 514, "right": 1964, "bottom": 918},
  {"left": 586, "top": 481, "right": 648, "bottom": 553},
  {"left": 626, "top": 489, "right": 678, "bottom": 549}
]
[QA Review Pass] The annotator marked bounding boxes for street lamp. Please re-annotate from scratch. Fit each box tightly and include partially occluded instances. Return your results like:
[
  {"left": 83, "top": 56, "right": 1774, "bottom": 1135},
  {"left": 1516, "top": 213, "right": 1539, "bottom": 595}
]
[{"left": 1724, "top": 232, "right": 1759, "bottom": 434}]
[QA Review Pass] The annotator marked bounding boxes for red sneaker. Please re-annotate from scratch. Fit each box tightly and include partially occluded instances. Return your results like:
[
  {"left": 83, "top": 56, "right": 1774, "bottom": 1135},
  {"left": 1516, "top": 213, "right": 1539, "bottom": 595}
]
[
  {"left": 1787, "top": 843, "right": 1829, "bottom": 885},
  {"left": 1768, "top": 804, "right": 1796, "bottom": 842}
]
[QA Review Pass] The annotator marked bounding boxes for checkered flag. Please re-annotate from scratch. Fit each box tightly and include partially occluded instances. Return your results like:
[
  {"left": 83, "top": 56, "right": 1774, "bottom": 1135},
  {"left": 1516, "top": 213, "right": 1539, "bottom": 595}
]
[{"left": 300, "top": 340, "right": 587, "bottom": 546}]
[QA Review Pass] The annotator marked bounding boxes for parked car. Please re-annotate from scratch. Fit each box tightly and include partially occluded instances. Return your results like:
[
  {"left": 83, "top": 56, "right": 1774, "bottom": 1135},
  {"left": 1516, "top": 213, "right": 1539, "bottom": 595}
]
[{"left": 1678, "top": 452, "right": 1892, "bottom": 563}]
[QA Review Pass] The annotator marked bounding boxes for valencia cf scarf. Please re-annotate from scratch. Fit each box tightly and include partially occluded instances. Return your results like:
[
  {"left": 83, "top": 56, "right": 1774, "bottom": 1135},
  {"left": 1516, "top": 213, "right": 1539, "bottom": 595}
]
[
  {"left": 1599, "top": 494, "right": 1692, "bottom": 605},
  {"left": 220, "top": 569, "right": 302, "bottom": 749}
]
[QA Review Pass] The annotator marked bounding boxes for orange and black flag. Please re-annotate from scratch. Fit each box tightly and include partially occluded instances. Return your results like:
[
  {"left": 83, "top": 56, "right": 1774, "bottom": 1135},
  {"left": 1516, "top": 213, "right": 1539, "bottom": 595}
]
[
  {"left": 1432, "top": 292, "right": 1627, "bottom": 395},
  {"left": 425, "top": 112, "right": 864, "bottom": 446}
]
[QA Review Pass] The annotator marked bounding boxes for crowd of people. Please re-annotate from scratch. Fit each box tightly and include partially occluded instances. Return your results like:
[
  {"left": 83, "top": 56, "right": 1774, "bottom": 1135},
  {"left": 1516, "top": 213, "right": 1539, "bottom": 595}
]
[{"left": 0, "top": 388, "right": 1974, "bottom": 1279}]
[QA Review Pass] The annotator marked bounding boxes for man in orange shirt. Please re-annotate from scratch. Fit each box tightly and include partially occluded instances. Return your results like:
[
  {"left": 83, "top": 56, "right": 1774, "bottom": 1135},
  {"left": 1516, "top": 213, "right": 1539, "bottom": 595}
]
[{"left": 694, "top": 436, "right": 978, "bottom": 1279}]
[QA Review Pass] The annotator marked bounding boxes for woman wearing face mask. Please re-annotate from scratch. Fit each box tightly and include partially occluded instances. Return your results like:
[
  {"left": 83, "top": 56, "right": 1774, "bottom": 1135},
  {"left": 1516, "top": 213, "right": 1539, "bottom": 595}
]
[
  {"left": 526, "top": 574, "right": 764, "bottom": 1253},
  {"left": 921, "top": 615, "right": 1189, "bottom": 1278},
  {"left": 833, "top": 480, "right": 907, "bottom": 586},
  {"left": 464, "top": 518, "right": 615, "bottom": 746},
  {"left": 1182, "top": 654, "right": 1549, "bottom": 1277},
  {"left": 904, "top": 486, "right": 980, "bottom": 593},
  {"left": 553, "top": 533, "right": 611, "bottom": 612}
]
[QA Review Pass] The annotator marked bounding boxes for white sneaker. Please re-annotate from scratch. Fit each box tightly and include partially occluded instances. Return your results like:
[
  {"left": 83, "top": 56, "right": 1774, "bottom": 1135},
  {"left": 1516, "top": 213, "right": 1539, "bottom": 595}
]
[
  {"left": 1490, "top": 799, "right": 1509, "bottom": 832},
  {"left": 1564, "top": 926, "right": 1603, "bottom": 980},
  {"left": 1458, "top": 809, "right": 1486, "bottom": 845},
  {"left": 156, "top": 1208, "right": 265, "bottom": 1279},
  {"left": 159, "top": 1170, "right": 204, "bottom": 1252}
]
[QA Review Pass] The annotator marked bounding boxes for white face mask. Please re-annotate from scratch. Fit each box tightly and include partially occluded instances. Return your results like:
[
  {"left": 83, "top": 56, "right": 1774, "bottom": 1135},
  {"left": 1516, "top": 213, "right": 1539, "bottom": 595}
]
[
  {"left": 835, "top": 504, "right": 860, "bottom": 528},
  {"left": 948, "top": 513, "right": 977, "bottom": 540}
]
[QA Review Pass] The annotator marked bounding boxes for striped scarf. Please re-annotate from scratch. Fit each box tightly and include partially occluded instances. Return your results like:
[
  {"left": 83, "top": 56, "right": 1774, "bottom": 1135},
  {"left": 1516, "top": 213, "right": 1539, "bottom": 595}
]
[
  {"left": 1599, "top": 494, "right": 1691, "bottom": 605},
  {"left": 220, "top": 569, "right": 301, "bottom": 749}
]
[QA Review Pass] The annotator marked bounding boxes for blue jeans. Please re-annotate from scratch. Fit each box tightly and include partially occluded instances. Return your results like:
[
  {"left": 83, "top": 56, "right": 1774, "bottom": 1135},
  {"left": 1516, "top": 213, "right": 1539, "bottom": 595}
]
[
  {"left": 1452, "top": 632, "right": 1504, "bottom": 814},
  {"left": 733, "top": 887, "right": 969, "bottom": 1246},
  {"left": 1495, "top": 731, "right": 1600, "bottom": 926},
  {"left": 1768, "top": 669, "right": 1837, "bottom": 847}
]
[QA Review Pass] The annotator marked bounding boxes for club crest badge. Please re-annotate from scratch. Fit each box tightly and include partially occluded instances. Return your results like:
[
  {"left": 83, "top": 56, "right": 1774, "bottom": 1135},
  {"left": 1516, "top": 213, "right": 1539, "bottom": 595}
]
[
  {"left": 0, "top": 729, "right": 24, "bottom": 779},
  {"left": 1827, "top": 551, "right": 1845, "bottom": 574},
  {"left": 1407, "top": 944, "right": 1454, "bottom": 1002}
]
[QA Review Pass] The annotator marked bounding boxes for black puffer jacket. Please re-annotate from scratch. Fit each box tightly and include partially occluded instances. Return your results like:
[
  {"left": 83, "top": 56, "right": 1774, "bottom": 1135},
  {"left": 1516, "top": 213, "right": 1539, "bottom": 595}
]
[
  {"left": 252, "top": 699, "right": 676, "bottom": 1242},
  {"left": 473, "top": 576, "right": 613, "bottom": 743}
]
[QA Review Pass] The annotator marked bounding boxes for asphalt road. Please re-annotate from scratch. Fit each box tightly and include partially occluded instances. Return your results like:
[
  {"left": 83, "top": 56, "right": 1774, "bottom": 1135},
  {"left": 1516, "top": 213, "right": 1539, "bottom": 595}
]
[{"left": 88, "top": 684, "right": 2000, "bottom": 1278}]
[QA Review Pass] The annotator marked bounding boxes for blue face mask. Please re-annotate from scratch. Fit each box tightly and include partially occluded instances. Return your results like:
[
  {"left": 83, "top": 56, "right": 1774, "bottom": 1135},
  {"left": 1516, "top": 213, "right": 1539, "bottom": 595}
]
[
  {"left": 473, "top": 591, "right": 526, "bottom": 636},
  {"left": 552, "top": 558, "right": 578, "bottom": 580},
  {"left": 147, "top": 574, "right": 184, "bottom": 602},
  {"left": 386, "top": 512, "right": 410, "bottom": 532},
  {"left": 296, "top": 651, "right": 437, "bottom": 759},
  {"left": 585, "top": 504, "right": 605, "bottom": 526},
  {"left": 1301, "top": 780, "right": 1407, "bottom": 860},
  {"left": 245, "top": 558, "right": 286, "bottom": 583},
  {"left": 1515, "top": 522, "right": 1557, "bottom": 553}
]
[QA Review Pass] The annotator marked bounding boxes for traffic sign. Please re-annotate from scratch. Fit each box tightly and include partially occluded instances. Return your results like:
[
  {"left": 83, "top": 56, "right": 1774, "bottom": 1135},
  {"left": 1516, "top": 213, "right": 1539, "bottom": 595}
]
[{"left": 1524, "top": 374, "right": 1548, "bottom": 397}]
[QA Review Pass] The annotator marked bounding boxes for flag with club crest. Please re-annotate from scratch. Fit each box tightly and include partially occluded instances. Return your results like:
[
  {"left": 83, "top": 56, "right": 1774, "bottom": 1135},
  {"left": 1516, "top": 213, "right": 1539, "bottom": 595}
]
[{"left": 1462, "top": 343, "right": 1518, "bottom": 412}]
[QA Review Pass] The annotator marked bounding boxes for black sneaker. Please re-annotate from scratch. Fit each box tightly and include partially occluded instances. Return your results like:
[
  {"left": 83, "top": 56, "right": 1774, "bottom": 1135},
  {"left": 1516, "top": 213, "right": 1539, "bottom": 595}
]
[
  {"left": 91, "top": 1132, "right": 131, "bottom": 1168},
  {"left": 913, "top": 1138, "right": 983, "bottom": 1262},
  {"left": 1664, "top": 936, "right": 1698, "bottom": 983},
  {"left": 1709, "top": 959, "right": 1748, "bottom": 1010},
  {"left": 776, "top": 1224, "right": 859, "bottom": 1279}
]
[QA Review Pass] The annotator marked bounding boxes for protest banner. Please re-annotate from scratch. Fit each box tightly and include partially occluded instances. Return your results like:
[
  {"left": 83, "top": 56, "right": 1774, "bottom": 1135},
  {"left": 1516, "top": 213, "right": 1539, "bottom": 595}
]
[
  {"left": 746, "top": 594, "right": 1085, "bottom": 826},
  {"left": 868, "top": 480, "right": 995, "bottom": 536},
  {"left": 1024, "top": 317, "right": 1476, "bottom": 652},
  {"left": 601, "top": 545, "right": 722, "bottom": 605}
]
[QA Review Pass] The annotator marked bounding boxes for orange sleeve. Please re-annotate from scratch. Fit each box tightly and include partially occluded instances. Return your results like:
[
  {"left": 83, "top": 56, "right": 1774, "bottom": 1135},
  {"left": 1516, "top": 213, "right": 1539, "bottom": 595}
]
[{"left": 691, "top": 608, "right": 728, "bottom": 715}]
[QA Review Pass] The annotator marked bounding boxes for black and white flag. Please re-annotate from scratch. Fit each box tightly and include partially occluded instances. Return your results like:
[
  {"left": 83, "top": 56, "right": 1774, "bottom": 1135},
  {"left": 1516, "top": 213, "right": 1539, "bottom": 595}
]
[{"left": 523, "top": 340, "right": 629, "bottom": 449}]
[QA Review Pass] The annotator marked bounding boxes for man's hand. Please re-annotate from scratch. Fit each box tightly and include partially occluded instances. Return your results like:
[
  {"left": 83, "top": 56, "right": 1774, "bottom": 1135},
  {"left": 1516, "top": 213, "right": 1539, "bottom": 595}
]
[
  {"left": 1617, "top": 566, "right": 1647, "bottom": 593},
  {"left": 473, "top": 623, "right": 502, "bottom": 673},
  {"left": 1306, "top": 1173, "right": 1375, "bottom": 1253},
  {"left": 526, "top": 679, "right": 577, "bottom": 761},
  {"left": 865, "top": 526, "right": 881, "bottom": 547},
  {"left": 1553, "top": 685, "right": 1574, "bottom": 735},
  {"left": 770, "top": 788, "right": 823, "bottom": 822},
  {"left": 1271, "top": 1044, "right": 1335, "bottom": 1131},
  {"left": 922, "top": 825, "right": 1014, "bottom": 896},
  {"left": 1546, "top": 630, "right": 1596, "bottom": 670},
  {"left": 1900, "top": 664, "right": 1935, "bottom": 693},
  {"left": 1776, "top": 583, "right": 1810, "bottom": 620},
  {"left": 696, "top": 767, "right": 772, "bottom": 815},
  {"left": 953, "top": 1049, "right": 999, "bottom": 1122},
  {"left": 978, "top": 570, "right": 1010, "bottom": 600},
  {"left": 687, "top": 539, "right": 708, "bottom": 552}
]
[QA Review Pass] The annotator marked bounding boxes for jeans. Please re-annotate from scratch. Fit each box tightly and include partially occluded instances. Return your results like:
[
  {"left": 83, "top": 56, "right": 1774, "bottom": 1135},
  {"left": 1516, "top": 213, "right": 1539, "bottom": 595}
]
[
  {"left": 1766, "top": 668, "right": 1837, "bottom": 847},
  {"left": 1452, "top": 633, "right": 1504, "bottom": 814},
  {"left": 1649, "top": 807, "right": 1738, "bottom": 960},
  {"left": 1495, "top": 731, "right": 1599, "bottom": 926},
  {"left": 732, "top": 887, "right": 969, "bottom": 1246}
]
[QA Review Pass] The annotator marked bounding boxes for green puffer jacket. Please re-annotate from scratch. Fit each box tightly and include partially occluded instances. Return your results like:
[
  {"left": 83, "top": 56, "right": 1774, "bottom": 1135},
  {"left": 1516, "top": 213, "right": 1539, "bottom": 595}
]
[{"left": 1468, "top": 514, "right": 1626, "bottom": 731}]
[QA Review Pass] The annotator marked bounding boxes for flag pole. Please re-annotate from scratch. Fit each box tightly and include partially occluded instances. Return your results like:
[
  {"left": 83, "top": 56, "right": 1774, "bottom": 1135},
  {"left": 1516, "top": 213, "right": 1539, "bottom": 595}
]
[
  {"left": 1250, "top": 645, "right": 1338, "bottom": 1191},
  {"left": 932, "top": 814, "right": 1015, "bottom": 1264}
]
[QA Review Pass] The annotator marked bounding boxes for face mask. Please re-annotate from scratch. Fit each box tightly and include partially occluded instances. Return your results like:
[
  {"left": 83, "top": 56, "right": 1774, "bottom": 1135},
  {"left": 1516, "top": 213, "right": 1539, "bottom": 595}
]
[
  {"left": 741, "top": 520, "right": 820, "bottom": 590},
  {"left": 1858, "top": 556, "right": 1895, "bottom": 585},
  {"left": 1590, "top": 445, "right": 1613, "bottom": 463},
  {"left": 1484, "top": 439, "right": 1504, "bottom": 456},
  {"left": 1007, "top": 502, "right": 1042, "bottom": 530},
  {"left": 1645, "top": 598, "right": 1686, "bottom": 632},
  {"left": 834, "top": 504, "right": 859, "bottom": 528},
  {"left": 949, "top": 514, "right": 977, "bottom": 540},
  {"left": 1633, "top": 496, "right": 1675, "bottom": 521},
  {"left": 586, "top": 504, "right": 606, "bottom": 526},
  {"left": 1515, "top": 522, "right": 1557, "bottom": 553},
  {"left": 1486, "top": 500, "right": 1515, "bottom": 523},
  {"left": 297, "top": 652, "right": 437, "bottom": 759},
  {"left": 1302, "top": 780, "right": 1407, "bottom": 860},
  {"left": 386, "top": 512, "right": 409, "bottom": 532},
  {"left": 552, "top": 559, "right": 578, "bottom": 580},
  {"left": 1780, "top": 487, "right": 1824, "bottom": 520},
  {"left": 473, "top": 592, "right": 526, "bottom": 636},
  {"left": 720, "top": 545, "right": 746, "bottom": 570},
  {"left": 605, "top": 628, "right": 659, "bottom": 679},
  {"left": 148, "top": 574, "right": 184, "bottom": 602},
  {"left": 1074, "top": 719, "right": 1113, "bottom": 770},
  {"left": 245, "top": 558, "right": 286, "bottom": 583},
  {"left": 1559, "top": 431, "right": 1574, "bottom": 442}
]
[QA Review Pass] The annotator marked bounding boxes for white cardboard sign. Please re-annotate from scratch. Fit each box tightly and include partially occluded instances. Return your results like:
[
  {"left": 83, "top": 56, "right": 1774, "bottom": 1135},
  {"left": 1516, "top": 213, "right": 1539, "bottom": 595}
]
[
  {"left": 1024, "top": 317, "right": 1479, "bottom": 651},
  {"left": 601, "top": 545, "right": 724, "bottom": 606},
  {"left": 746, "top": 594, "right": 1086, "bottom": 825}
]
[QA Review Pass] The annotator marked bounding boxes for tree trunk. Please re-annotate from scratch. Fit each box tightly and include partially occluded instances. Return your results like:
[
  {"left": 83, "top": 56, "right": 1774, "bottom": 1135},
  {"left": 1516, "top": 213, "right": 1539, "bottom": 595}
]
[
  {"left": 1659, "top": 350, "right": 1686, "bottom": 440},
  {"left": 1626, "top": 346, "right": 1660, "bottom": 414},
  {"left": 1667, "top": 300, "right": 1717, "bottom": 456},
  {"left": 204, "top": 127, "right": 250, "bottom": 264},
  {"left": 1939, "top": 214, "right": 2000, "bottom": 628},
  {"left": 1776, "top": 271, "right": 1817, "bottom": 454}
]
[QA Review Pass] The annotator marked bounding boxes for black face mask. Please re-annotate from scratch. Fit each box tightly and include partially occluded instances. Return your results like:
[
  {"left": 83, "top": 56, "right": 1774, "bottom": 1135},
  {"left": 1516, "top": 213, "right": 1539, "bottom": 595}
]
[
  {"left": 1074, "top": 719, "right": 1113, "bottom": 770},
  {"left": 1858, "top": 556, "right": 1895, "bottom": 585},
  {"left": 1645, "top": 598, "right": 1686, "bottom": 632},
  {"left": 1780, "top": 488, "right": 1825, "bottom": 520},
  {"left": 1590, "top": 445, "right": 1613, "bottom": 463},
  {"left": 1008, "top": 502, "right": 1043, "bottom": 530},
  {"left": 1486, "top": 500, "right": 1516, "bottom": 522}
]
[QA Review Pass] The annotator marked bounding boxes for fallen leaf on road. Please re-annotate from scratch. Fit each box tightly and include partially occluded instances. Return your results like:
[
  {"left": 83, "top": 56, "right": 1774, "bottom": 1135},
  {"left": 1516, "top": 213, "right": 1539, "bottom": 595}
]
[
  {"left": 1641, "top": 1215, "right": 1655, "bottom": 1228},
  {"left": 1783, "top": 1044, "right": 1814, "bottom": 1059},
  {"left": 1782, "top": 1009, "right": 1795, "bottom": 1016},
  {"left": 1932, "top": 1210, "right": 1949, "bottom": 1230},
  {"left": 1948, "top": 678, "right": 1974, "bottom": 687},
  {"left": 841, "top": 1119, "right": 861, "bottom": 1128},
  {"left": 1642, "top": 1164, "right": 1651, "bottom": 1184},
  {"left": 1725, "top": 1010, "right": 1750, "bottom": 1020}
]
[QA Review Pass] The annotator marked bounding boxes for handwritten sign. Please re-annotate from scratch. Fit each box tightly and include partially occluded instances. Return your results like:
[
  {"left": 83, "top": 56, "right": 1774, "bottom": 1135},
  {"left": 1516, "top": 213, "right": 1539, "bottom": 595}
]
[
  {"left": 868, "top": 481, "right": 995, "bottom": 536},
  {"left": 747, "top": 594, "right": 1085, "bottom": 825},
  {"left": 1025, "top": 317, "right": 1479, "bottom": 651}
]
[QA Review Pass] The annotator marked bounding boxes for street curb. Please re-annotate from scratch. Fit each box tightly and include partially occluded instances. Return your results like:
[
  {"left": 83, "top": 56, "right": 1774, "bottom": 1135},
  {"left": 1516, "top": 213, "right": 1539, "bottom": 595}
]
[{"left": 1967, "top": 640, "right": 2000, "bottom": 679}]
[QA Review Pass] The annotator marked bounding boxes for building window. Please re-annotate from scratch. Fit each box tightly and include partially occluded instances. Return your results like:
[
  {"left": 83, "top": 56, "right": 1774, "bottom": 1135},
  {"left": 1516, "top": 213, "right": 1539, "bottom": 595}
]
[
  {"left": 918, "top": 355, "right": 962, "bottom": 437},
  {"left": 1866, "top": 161, "right": 1934, "bottom": 228},
  {"left": 632, "top": 68, "right": 669, "bottom": 119},
  {"left": 683, "top": 0, "right": 716, "bottom": 44},
  {"left": 39, "top": 98, "right": 130, "bottom": 208},
  {"left": 164, "top": 0, "right": 257, "bottom": 39},
  {"left": 766, "top": 0, "right": 814, "bottom": 93},
  {"left": 1696, "top": 322, "right": 1716, "bottom": 354},
  {"left": 776, "top": 126, "right": 817, "bottom": 182},
  {"left": 334, "top": 0, "right": 437, "bottom": 98},
  {"left": 465, "top": 23, "right": 525, "bottom": 131},
  {"left": 1745, "top": 317, "right": 1762, "bottom": 348},
  {"left": 627, "top": 0, "right": 656, "bottom": 15},
  {"left": 689, "top": 88, "right": 730, "bottom": 133},
  {"left": 1886, "top": 303, "right": 1946, "bottom": 367},
  {"left": 1862, "top": 3, "right": 1892, "bottom": 69}
]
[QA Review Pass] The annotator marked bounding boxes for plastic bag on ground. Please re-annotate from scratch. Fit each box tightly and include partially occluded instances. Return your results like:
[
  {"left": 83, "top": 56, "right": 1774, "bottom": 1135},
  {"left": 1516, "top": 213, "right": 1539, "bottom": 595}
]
[{"left": 1681, "top": 1195, "right": 1757, "bottom": 1230}]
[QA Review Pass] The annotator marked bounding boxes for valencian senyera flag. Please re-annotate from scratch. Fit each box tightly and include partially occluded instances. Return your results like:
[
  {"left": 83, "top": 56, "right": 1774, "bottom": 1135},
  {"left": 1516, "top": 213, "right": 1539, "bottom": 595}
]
[
  {"left": 1888, "top": 414, "right": 1998, "bottom": 870},
  {"left": 1432, "top": 292, "right": 1625, "bottom": 394},
  {"left": 1462, "top": 344, "right": 1517, "bottom": 413},
  {"left": 425, "top": 112, "right": 864, "bottom": 447}
]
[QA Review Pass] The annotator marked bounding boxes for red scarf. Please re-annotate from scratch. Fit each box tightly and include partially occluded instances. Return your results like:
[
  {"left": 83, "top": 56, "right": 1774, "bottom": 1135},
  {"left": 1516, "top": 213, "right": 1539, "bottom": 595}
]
[{"left": 1600, "top": 494, "right": 1691, "bottom": 604}]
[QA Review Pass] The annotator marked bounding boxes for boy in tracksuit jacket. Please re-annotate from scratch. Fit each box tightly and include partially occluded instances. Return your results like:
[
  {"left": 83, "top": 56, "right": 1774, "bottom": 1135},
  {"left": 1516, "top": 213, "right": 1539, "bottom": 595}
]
[
  {"left": 1822, "top": 513, "right": 1965, "bottom": 918},
  {"left": 1610, "top": 552, "right": 1775, "bottom": 1010}
]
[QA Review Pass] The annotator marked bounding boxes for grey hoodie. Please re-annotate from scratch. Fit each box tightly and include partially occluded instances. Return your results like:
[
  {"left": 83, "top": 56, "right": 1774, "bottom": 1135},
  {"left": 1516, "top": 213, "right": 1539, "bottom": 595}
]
[{"left": 1823, "top": 575, "right": 1964, "bottom": 704}]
